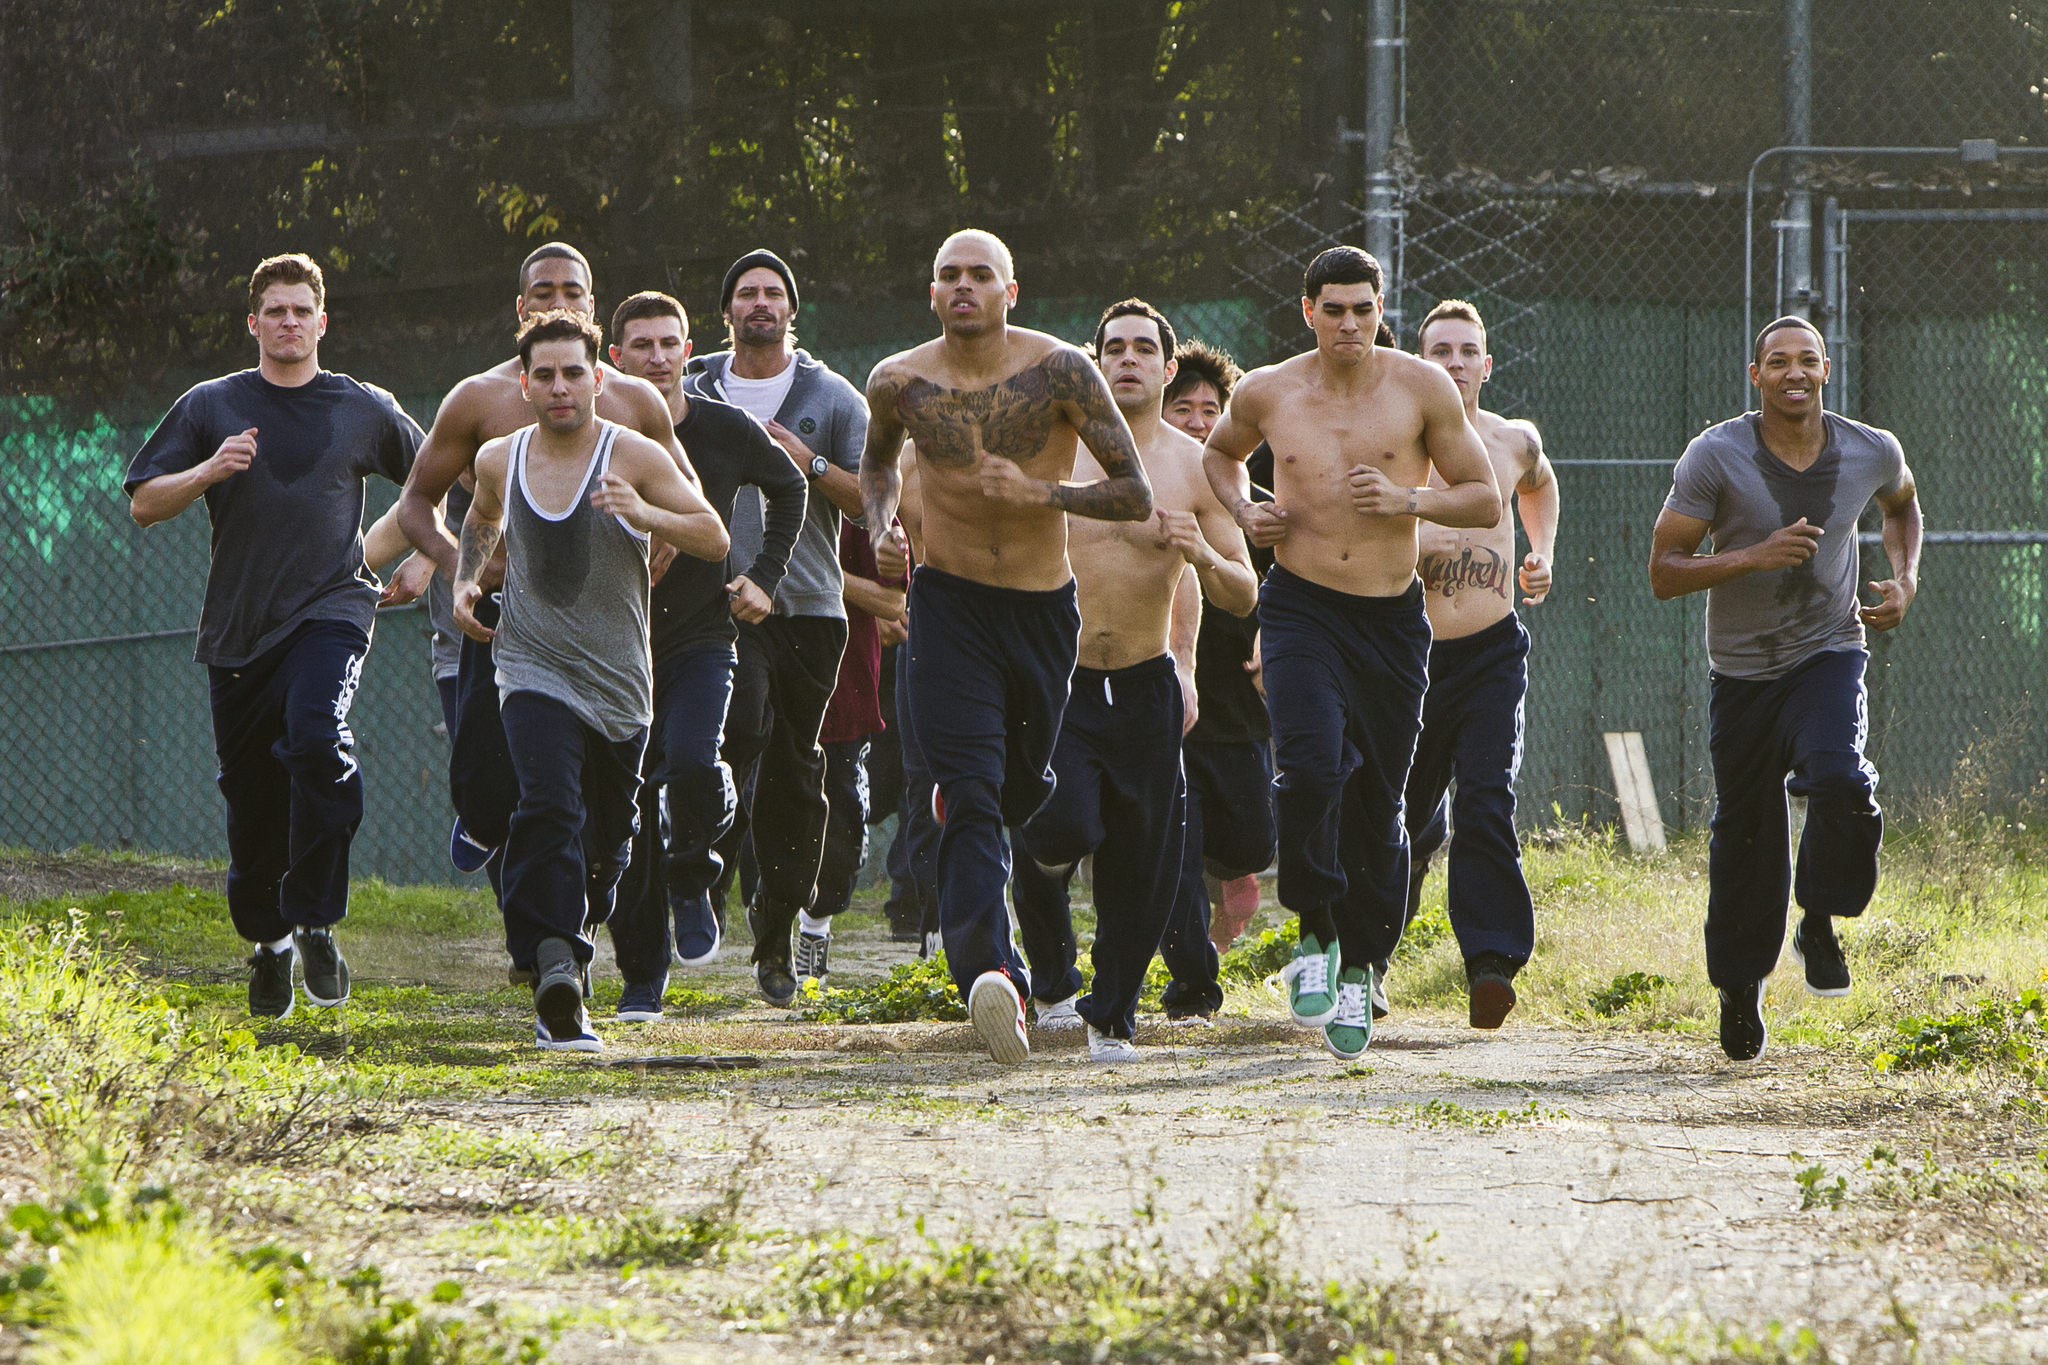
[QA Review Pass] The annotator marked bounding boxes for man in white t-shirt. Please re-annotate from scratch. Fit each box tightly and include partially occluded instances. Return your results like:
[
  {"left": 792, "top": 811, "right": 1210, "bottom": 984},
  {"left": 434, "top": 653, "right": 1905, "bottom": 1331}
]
[{"left": 682, "top": 249, "right": 872, "bottom": 1005}]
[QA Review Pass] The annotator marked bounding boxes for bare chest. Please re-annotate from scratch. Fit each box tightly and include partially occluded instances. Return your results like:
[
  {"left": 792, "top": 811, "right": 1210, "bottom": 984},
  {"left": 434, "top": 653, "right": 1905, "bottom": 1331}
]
[{"left": 898, "top": 366, "right": 1071, "bottom": 470}]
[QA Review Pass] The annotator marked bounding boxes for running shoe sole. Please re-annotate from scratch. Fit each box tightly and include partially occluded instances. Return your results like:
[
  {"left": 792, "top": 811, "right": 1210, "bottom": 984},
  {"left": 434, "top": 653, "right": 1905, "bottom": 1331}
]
[
  {"left": 615, "top": 1010, "right": 663, "bottom": 1023},
  {"left": 1469, "top": 975, "right": 1516, "bottom": 1030},
  {"left": 969, "top": 973, "right": 1030, "bottom": 1065},
  {"left": 535, "top": 1021, "right": 604, "bottom": 1053}
]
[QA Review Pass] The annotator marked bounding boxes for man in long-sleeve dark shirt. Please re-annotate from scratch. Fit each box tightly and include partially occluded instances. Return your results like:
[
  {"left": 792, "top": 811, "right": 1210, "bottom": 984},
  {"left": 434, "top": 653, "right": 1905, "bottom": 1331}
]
[{"left": 603, "top": 292, "right": 807, "bottom": 1020}]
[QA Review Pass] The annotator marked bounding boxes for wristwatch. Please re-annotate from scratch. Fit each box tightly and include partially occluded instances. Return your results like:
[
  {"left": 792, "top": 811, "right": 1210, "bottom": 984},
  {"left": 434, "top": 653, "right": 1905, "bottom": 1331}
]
[{"left": 807, "top": 454, "right": 830, "bottom": 481}]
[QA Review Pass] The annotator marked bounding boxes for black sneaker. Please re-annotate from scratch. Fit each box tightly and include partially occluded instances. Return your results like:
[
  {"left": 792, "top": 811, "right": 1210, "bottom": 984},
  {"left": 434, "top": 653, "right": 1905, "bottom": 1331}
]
[
  {"left": 1369, "top": 959, "right": 1391, "bottom": 1020},
  {"left": 1466, "top": 952, "right": 1518, "bottom": 1030},
  {"left": 293, "top": 927, "right": 350, "bottom": 1007},
  {"left": 749, "top": 905, "right": 798, "bottom": 1006},
  {"left": 1717, "top": 980, "right": 1769, "bottom": 1061},
  {"left": 247, "top": 944, "right": 295, "bottom": 1019},
  {"left": 616, "top": 978, "right": 665, "bottom": 1023},
  {"left": 1790, "top": 915, "right": 1851, "bottom": 997},
  {"left": 793, "top": 930, "right": 830, "bottom": 986},
  {"left": 533, "top": 938, "right": 585, "bottom": 1042}
]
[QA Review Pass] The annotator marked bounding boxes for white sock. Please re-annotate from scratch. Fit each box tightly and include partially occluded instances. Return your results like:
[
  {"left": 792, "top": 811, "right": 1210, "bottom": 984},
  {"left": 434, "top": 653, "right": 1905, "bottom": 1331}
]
[
  {"left": 798, "top": 910, "right": 832, "bottom": 938},
  {"left": 265, "top": 935, "right": 294, "bottom": 955}
]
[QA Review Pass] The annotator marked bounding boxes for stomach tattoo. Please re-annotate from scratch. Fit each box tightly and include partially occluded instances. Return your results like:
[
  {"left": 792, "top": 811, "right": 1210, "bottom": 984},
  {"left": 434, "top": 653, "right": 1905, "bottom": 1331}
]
[{"left": 1421, "top": 545, "right": 1510, "bottom": 600}]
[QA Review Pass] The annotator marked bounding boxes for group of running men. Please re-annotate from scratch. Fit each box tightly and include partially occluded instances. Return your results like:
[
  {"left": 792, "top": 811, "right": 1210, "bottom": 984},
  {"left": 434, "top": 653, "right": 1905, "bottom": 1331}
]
[{"left": 125, "top": 225, "right": 1921, "bottom": 1067}]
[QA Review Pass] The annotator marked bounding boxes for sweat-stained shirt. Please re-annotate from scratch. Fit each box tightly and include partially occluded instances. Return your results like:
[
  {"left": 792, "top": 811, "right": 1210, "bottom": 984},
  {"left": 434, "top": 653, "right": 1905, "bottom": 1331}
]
[
  {"left": 1663, "top": 411, "right": 1905, "bottom": 680},
  {"left": 125, "top": 369, "right": 424, "bottom": 668}
]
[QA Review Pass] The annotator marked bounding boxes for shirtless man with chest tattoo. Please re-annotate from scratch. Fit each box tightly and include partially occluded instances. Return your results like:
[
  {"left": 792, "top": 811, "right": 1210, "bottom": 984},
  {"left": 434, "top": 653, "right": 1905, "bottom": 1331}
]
[
  {"left": 1006, "top": 299, "right": 1258, "bottom": 1062},
  {"left": 1204, "top": 247, "right": 1500, "bottom": 1062},
  {"left": 392, "top": 243, "right": 695, "bottom": 969},
  {"left": 861, "top": 229, "right": 1154, "bottom": 1066},
  {"left": 1387, "top": 298, "right": 1560, "bottom": 1031}
]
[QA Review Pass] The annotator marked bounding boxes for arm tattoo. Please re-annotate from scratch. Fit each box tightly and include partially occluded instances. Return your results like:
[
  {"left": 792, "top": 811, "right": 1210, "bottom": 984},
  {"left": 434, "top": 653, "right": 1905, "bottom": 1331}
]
[
  {"left": 455, "top": 515, "right": 501, "bottom": 586},
  {"left": 859, "top": 370, "right": 908, "bottom": 530},
  {"left": 1040, "top": 348, "right": 1153, "bottom": 522}
]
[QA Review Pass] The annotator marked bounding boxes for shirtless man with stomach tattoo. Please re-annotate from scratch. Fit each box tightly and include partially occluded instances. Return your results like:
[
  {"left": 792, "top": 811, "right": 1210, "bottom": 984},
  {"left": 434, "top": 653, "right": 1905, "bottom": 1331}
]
[{"left": 1393, "top": 298, "right": 1558, "bottom": 1031}]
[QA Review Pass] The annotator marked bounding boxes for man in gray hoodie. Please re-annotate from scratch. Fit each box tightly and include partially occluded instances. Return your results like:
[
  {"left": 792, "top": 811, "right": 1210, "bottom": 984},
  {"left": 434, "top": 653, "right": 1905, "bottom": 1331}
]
[{"left": 684, "top": 249, "right": 870, "bottom": 1005}]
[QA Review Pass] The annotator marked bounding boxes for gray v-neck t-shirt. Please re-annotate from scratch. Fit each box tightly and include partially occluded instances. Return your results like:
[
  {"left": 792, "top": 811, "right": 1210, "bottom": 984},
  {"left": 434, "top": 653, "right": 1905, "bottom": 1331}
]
[{"left": 1665, "top": 412, "right": 1905, "bottom": 680}]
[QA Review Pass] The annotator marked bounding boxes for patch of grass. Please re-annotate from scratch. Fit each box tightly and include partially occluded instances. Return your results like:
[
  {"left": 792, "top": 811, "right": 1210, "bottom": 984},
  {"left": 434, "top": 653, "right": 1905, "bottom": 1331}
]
[
  {"left": 1874, "top": 984, "right": 2045, "bottom": 1101},
  {"left": 1218, "top": 918, "right": 1298, "bottom": 984},
  {"left": 1789, "top": 1153, "right": 1847, "bottom": 1211},
  {"left": 1587, "top": 970, "right": 1670, "bottom": 1017},
  {"left": 795, "top": 952, "right": 966, "bottom": 1023},
  {"left": 1379, "top": 1098, "right": 1569, "bottom": 1131}
]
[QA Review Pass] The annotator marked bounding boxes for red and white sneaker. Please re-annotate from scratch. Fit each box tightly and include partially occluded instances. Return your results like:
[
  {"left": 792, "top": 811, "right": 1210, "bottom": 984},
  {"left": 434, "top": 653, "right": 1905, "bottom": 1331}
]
[{"left": 968, "top": 969, "right": 1029, "bottom": 1065}]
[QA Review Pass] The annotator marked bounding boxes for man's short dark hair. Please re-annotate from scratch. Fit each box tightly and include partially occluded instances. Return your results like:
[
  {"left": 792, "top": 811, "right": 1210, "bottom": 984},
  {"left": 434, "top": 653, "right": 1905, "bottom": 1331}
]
[
  {"left": 611, "top": 291, "right": 688, "bottom": 344},
  {"left": 1163, "top": 339, "right": 1240, "bottom": 406},
  {"left": 1417, "top": 298, "right": 1487, "bottom": 352},
  {"left": 1753, "top": 315, "right": 1826, "bottom": 365},
  {"left": 1093, "top": 298, "right": 1177, "bottom": 363},
  {"left": 1303, "top": 246, "right": 1383, "bottom": 301},
  {"left": 519, "top": 241, "right": 593, "bottom": 292},
  {"left": 517, "top": 309, "right": 603, "bottom": 369},
  {"left": 249, "top": 253, "right": 324, "bottom": 314}
]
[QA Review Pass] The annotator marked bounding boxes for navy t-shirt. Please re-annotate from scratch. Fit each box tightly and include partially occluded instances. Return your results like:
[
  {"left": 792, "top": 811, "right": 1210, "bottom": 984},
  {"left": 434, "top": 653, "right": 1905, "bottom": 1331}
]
[{"left": 125, "top": 369, "right": 424, "bottom": 668}]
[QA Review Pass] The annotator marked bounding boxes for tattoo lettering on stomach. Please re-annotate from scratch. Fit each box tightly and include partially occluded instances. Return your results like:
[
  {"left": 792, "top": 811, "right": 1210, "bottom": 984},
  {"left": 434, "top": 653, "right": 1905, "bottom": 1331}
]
[
  {"left": 1421, "top": 545, "right": 1511, "bottom": 601},
  {"left": 899, "top": 365, "right": 1059, "bottom": 465}
]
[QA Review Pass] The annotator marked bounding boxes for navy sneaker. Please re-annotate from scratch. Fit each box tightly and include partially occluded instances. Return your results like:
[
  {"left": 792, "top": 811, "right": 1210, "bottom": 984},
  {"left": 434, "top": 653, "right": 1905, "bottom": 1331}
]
[
  {"left": 535, "top": 1006, "right": 603, "bottom": 1053},
  {"left": 674, "top": 891, "right": 722, "bottom": 966},
  {"left": 1791, "top": 915, "right": 1852, "bottom": 997},
  {"left": 449, "top": 817, "right": 495, "bottom": 874},
  {"left": 616, "top": 978, "right": 665, "bottom": 1023},
  {"left": 293, "top": 927, "right": 351, "bottom": 1008},
  {"left": 1466, "top": 952, "right": 1518, "bottom": 1030},
  {"left": 247, "top": 943, "right": 295, "bottom": 1020}
]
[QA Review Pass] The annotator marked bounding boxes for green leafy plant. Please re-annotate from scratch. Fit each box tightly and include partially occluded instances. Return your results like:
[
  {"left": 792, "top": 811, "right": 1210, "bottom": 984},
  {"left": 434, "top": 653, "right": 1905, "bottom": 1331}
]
[
  {"left": 1790, "top": 1154, "right": 1847, "bottom": 1211},
  {"left": 1587, "top": 971, "right": 1670, "bottom": 1017},
  {"left": 1874, "top": 986, "right": 2044, "bottom": 1078},
  {"left": 1218, "top": 919, "right": 1299, "bottom": 984},
  {"left": 795, "top": 953, "right": 967, "bottom": 1023}
]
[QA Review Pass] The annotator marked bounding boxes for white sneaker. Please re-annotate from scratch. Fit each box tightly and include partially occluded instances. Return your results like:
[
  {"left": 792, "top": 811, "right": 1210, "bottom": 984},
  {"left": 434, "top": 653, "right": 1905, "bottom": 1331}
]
[
  {"left": 1034, "top": 995, "right": 1083, "bottom": 1031},
  {"left": 1087, "top": 1024, "right": 1139, "bottom": 1063},
  {"left": 968, "top": 970, "right": 1030, "bottom": 1065}
]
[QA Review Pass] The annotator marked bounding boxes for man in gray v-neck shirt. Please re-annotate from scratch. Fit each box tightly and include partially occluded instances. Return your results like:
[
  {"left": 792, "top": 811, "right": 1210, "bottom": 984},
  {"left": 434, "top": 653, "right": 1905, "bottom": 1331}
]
[{"left": 1649, "top": 316, "right": 1923, "bottom": 1061}]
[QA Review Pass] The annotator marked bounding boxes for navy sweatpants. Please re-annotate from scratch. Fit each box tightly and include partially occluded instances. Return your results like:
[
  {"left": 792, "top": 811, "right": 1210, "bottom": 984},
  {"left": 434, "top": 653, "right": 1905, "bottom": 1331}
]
[
  {"left": 814, "top": 737, "right": 874, "bottom": 919},
  {"left": 1011, "top": 656, "right": 1186, "bottom": 1039},
  {"left": 1160, "top": 738, "right": 1278, "bottom": 1015},
  {"left": 887, "top": 639, "right": 941, "bottom": 938},
  {"left": 450, "top": 593, "right": 518, "bottom": 861},
  {"left": 1402, "top": 611, "right": 1535, "bottom": 966},
  {"left": 904, "top": 566, "right": 1080, "bottom": 1000},
  {"left": 206, "top": 618, "right": 369, "bottom": 943},
  {"left": 1261, "top": 567, "right": 1431, "bottom": 970},
  {"left": 499, "top": 690, "right": 646, "bottom": 971},
  {"left": 1706, "top": 647, "right": 1882, "bottom": 986},
  {"left": 609, "top": 644, "right": 737, "bottom": 985},
  {"left": 715, "top": 615, "right": 846, "bottom": 951}
]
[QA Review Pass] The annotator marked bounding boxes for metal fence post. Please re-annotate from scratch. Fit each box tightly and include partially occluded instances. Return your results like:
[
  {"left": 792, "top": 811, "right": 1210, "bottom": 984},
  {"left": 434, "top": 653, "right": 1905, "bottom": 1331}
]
[
  {"left": 1781, "top": 0, "right": 1814, "bottom": 320},
  {"left": 1820, "top": 195, "right": 1845, "bottom": 409},
  {"left": 1364, "top": 0, "right": 1403, "bottom": 331}
]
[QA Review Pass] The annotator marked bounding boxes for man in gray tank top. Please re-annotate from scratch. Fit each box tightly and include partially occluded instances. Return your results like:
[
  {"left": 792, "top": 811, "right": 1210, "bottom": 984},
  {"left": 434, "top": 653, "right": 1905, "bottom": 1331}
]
[
  {"left": 454, "top": 311, "right": 729, "bottom": 1052},
  {"left": 1650, "top": 316, "right": 1922, "bottom": 1062}
]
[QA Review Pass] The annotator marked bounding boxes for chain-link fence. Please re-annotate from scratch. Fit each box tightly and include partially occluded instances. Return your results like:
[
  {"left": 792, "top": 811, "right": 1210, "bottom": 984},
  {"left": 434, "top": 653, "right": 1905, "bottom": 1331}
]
[{"left": 2, "top": 1, "right": 2043, "bottom": 878}]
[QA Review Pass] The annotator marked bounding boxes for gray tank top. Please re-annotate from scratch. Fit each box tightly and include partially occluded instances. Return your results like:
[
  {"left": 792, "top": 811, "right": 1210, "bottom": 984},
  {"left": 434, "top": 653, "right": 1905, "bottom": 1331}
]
[{"left": 493, "top": 421, "right": 653, "bottom": 739}]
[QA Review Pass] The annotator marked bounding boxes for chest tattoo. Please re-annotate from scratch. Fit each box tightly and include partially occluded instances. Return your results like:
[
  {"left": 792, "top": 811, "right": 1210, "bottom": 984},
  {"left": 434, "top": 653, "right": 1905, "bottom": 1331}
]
[{"left": 897, "top": 358, "right": 1074, "bottom": 466}]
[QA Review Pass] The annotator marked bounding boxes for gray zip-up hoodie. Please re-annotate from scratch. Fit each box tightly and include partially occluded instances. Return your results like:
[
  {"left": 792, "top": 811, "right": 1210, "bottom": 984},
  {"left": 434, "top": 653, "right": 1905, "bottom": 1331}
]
[{"left": 684, "top": 348, "right": 868, "bottom": 619}]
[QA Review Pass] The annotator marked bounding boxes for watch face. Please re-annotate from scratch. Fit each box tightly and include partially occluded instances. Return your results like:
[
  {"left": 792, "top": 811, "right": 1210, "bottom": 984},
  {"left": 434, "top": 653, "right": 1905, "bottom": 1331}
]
[{"left": 811, "top": 455, "right": 829, "bottom": 478}]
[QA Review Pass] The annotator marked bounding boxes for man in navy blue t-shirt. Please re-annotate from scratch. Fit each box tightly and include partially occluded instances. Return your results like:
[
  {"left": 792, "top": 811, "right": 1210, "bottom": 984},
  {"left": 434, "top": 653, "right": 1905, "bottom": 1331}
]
[{"left": 126, "top": 252, "right": 424, "bottom": 1020}]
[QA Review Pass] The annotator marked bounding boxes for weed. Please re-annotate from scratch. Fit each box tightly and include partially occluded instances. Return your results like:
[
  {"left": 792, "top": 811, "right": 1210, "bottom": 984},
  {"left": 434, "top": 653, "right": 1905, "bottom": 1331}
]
[
  {"left": 795, "top": 952, "right": 967, "bottom": 1023},
  {"left": 1219, "top": 919, "right": 1299, "bottom": 984},
  {"left": 1587, "top": 970, "right": 1670, "bottom": 1017},
  {"left": 1789, "top": 1153, "right": 1847, "bottom": 1211},
  {"left": 1383, "top": 1098, "right": 1568, "bottom": 1131},
  {"left": 1391, "top": 902, "right": 1451, "bottom": 959},
  {"left": 1874, "top": 984, "right": 2046, "bottom": 1100}
]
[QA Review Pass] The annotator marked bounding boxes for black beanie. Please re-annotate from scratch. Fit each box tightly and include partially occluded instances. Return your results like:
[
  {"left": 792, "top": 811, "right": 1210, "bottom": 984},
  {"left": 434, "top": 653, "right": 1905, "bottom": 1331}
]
[{"left": 720, "top": 249, "right": 799, "bottom": 316}]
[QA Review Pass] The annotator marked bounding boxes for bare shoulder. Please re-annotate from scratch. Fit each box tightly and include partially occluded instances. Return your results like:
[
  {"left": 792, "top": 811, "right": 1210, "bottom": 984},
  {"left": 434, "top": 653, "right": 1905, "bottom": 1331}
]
[
  {"left": 609, "top": 426, "right": 672, "bottom": 471},
  {"left": 1476, "top": 409, "right": 1543, "bottom": 459},
  {"left": 1389, "top": 348, "right": 1463, "bottom": 399},
  {"left": 1155, "top": 425, "right": 1216, "bottom": 509},
  {"left": 437, "top": 367, "right": 518, "bottom": 422},
  {"left": 473, "top": 434, "right": 514, "bottom": 485},
  {"left": 1229, "top": 359, "right": 1297, "bottom": 411},
  {"left": 598, "top": 367, "right": 671, "bottom": 429}
]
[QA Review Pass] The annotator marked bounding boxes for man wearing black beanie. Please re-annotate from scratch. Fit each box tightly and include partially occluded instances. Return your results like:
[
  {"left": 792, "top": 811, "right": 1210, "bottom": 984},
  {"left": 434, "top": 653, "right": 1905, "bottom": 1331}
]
[{"left": 686, "top": 249, "right": 871, "bottom": 1005}]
